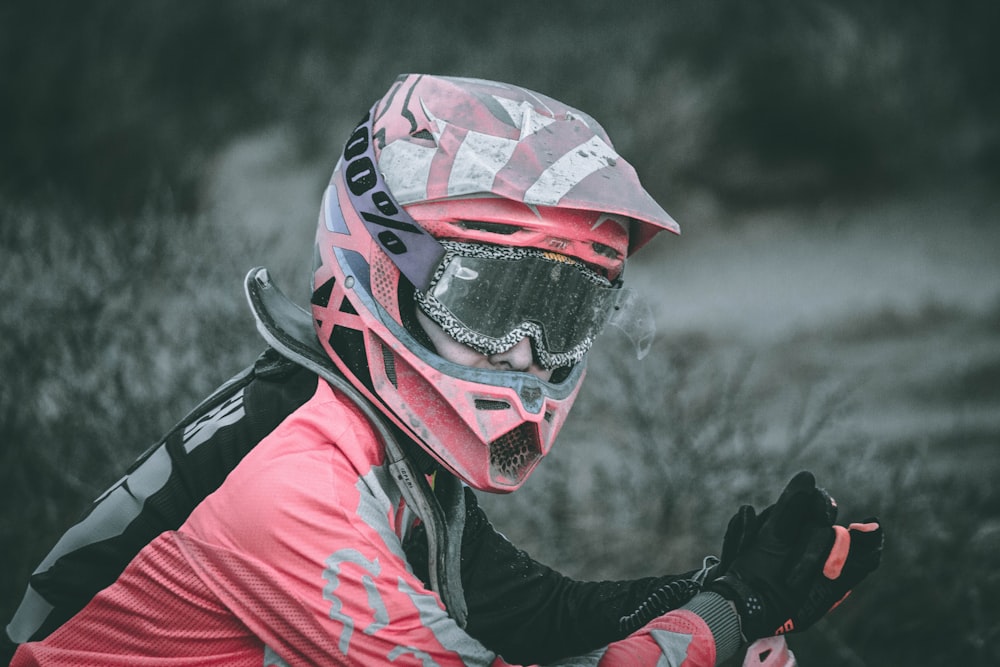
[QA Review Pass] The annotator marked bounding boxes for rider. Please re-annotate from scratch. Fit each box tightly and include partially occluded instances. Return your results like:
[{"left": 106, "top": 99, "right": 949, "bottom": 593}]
[{"left": 6, "top": 74, "right": 882, "bottom": 666}]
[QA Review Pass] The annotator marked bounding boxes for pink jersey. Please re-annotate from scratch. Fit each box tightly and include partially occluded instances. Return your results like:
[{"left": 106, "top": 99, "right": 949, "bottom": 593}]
[{"left": 12, "top": 377, "right": 727, "bottom": 666}]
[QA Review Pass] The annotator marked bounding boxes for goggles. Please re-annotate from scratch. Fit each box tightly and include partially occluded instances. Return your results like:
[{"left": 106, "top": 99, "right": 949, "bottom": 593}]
[{"left": 414, "top": 241, "right": 625, "bottom": 369}]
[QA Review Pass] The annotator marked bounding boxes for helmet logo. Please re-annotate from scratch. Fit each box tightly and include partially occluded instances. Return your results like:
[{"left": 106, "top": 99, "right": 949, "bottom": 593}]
[{"left": 342, "top": 107, "right": 445, "bottom": 291}]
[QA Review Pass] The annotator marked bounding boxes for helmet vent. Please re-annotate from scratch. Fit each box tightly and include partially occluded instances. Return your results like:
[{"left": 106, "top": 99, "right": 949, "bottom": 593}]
[
  {"left": 311, "top": 276, "right": 336, "bottom": 307},
  {"left": 339, "top": 297, "right": 358, "bottom": 315},
  {"left": 331, "top": 325, "right": 373, "bottom": 393},
  {"left": 489, "top": 423, "right": 541, "bottom": 483},
  {"left": 381, "top": 343, "right": 397, "bottom": 387},
  {"left": 474, "top": 399, "right": 510, "bottom": 411},
  {"left": 459, "top": 220, "right": 520, "bottom": 235},
  {"left": 592, "top": 241, "right": 620, "bottom": 260}
]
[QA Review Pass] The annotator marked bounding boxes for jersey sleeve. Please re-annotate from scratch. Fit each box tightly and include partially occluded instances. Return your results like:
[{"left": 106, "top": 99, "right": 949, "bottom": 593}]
[
  {"left": 403, "top": 487, "right": 731, "bottom": 665},
  {"left": 181, "top": 509, "right": 737, "bottom": 667},
  {"left": 595, "top": 602, "right": 733, "bottom": 666}
]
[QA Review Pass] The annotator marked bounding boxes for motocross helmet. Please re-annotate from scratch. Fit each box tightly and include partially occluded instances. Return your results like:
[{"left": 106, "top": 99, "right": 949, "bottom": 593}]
[{"left": 311, "top": 74, "right": 678, "bottom": 492}]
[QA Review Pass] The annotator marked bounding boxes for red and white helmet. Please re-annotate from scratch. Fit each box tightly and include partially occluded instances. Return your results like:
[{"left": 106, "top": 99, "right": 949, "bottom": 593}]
[{"left": 311, "top": 74, "right": 678, "bottom": 492}]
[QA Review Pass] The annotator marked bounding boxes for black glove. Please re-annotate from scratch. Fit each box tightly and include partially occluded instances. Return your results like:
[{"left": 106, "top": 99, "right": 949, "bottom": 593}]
[
  {"left": 708, "top": 471, "right": 883, "bottom": 642},
  {"left": 714, "top": 504, "right": 761, "bottom": 578}
]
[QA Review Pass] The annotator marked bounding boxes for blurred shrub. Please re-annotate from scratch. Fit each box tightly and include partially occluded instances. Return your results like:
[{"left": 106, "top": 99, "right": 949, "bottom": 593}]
[
  {"left": 0, "top": 1, "right": 369, "bottom": 218},
  {"left": 0, "top": 199, "right": 263, "bottom": 622},
  {"left": 2, "top": 0, "right": 998, "bottom": 219}
]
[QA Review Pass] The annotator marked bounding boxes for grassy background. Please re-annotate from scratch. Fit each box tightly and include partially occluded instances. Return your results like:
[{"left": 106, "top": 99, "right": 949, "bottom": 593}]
[{"left": 2, "top": 2, "right": 999, "bottom": 664}]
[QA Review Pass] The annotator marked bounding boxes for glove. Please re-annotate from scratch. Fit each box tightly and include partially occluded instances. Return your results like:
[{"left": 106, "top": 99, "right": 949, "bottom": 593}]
[
  {"left": 715, "top": 504, "right": 762, "bottom": 577},
  {"left": 708, "top": 471, "right": 883, "bottom": 642},
  {"left": 714, "top": 472, "right": 837, "bottom": 581}
]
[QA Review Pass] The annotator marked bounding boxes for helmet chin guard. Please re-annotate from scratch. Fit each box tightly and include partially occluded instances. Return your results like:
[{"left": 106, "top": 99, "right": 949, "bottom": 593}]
[{"left": 310, "top": 74, "right": 678, "bottom": 492}]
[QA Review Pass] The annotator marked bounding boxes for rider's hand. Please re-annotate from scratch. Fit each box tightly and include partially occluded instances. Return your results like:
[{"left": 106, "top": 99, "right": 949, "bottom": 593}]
[
  {"left": 707, "top": 471, "right": 884, "bottom": 642},
  {"left": 714, "top": 503, "right": 761, "bottom": 578}
]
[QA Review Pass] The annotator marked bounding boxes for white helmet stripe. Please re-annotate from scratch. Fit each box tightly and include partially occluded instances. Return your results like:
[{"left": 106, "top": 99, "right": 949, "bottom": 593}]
[
  {"left": 447, "top": 130, "right": 519, "bottom": 199},
  {"left": 524, "top": 135, "right": 620, "bottom": 206},
  {"left": 379, "top": 139, "right": 437, "bottom": 205},
  {"left": 492, "top": 96, "right": 555, "bottom": 140}
]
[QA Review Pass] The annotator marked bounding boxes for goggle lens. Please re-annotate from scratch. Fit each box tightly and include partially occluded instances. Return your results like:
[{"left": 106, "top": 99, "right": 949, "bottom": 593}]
[{"left": 415, "top": 242, "right": 622, "bottom": 369}]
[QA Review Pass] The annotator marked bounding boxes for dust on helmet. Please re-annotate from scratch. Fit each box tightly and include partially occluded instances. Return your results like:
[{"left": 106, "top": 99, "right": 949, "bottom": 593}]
[{"left": 311, "top": 74, "right": 679, "bottom": 492}]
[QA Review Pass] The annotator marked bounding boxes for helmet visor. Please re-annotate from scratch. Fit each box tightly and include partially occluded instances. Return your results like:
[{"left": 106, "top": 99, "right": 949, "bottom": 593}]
[{"left": 415, "top": 242, "right": 623, "bottom": 369}]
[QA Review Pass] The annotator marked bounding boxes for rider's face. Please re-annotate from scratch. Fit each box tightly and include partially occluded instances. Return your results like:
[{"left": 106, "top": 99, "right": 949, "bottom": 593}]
[{"left": 416, "top": 310, "right": 554, "bottom": 382}]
